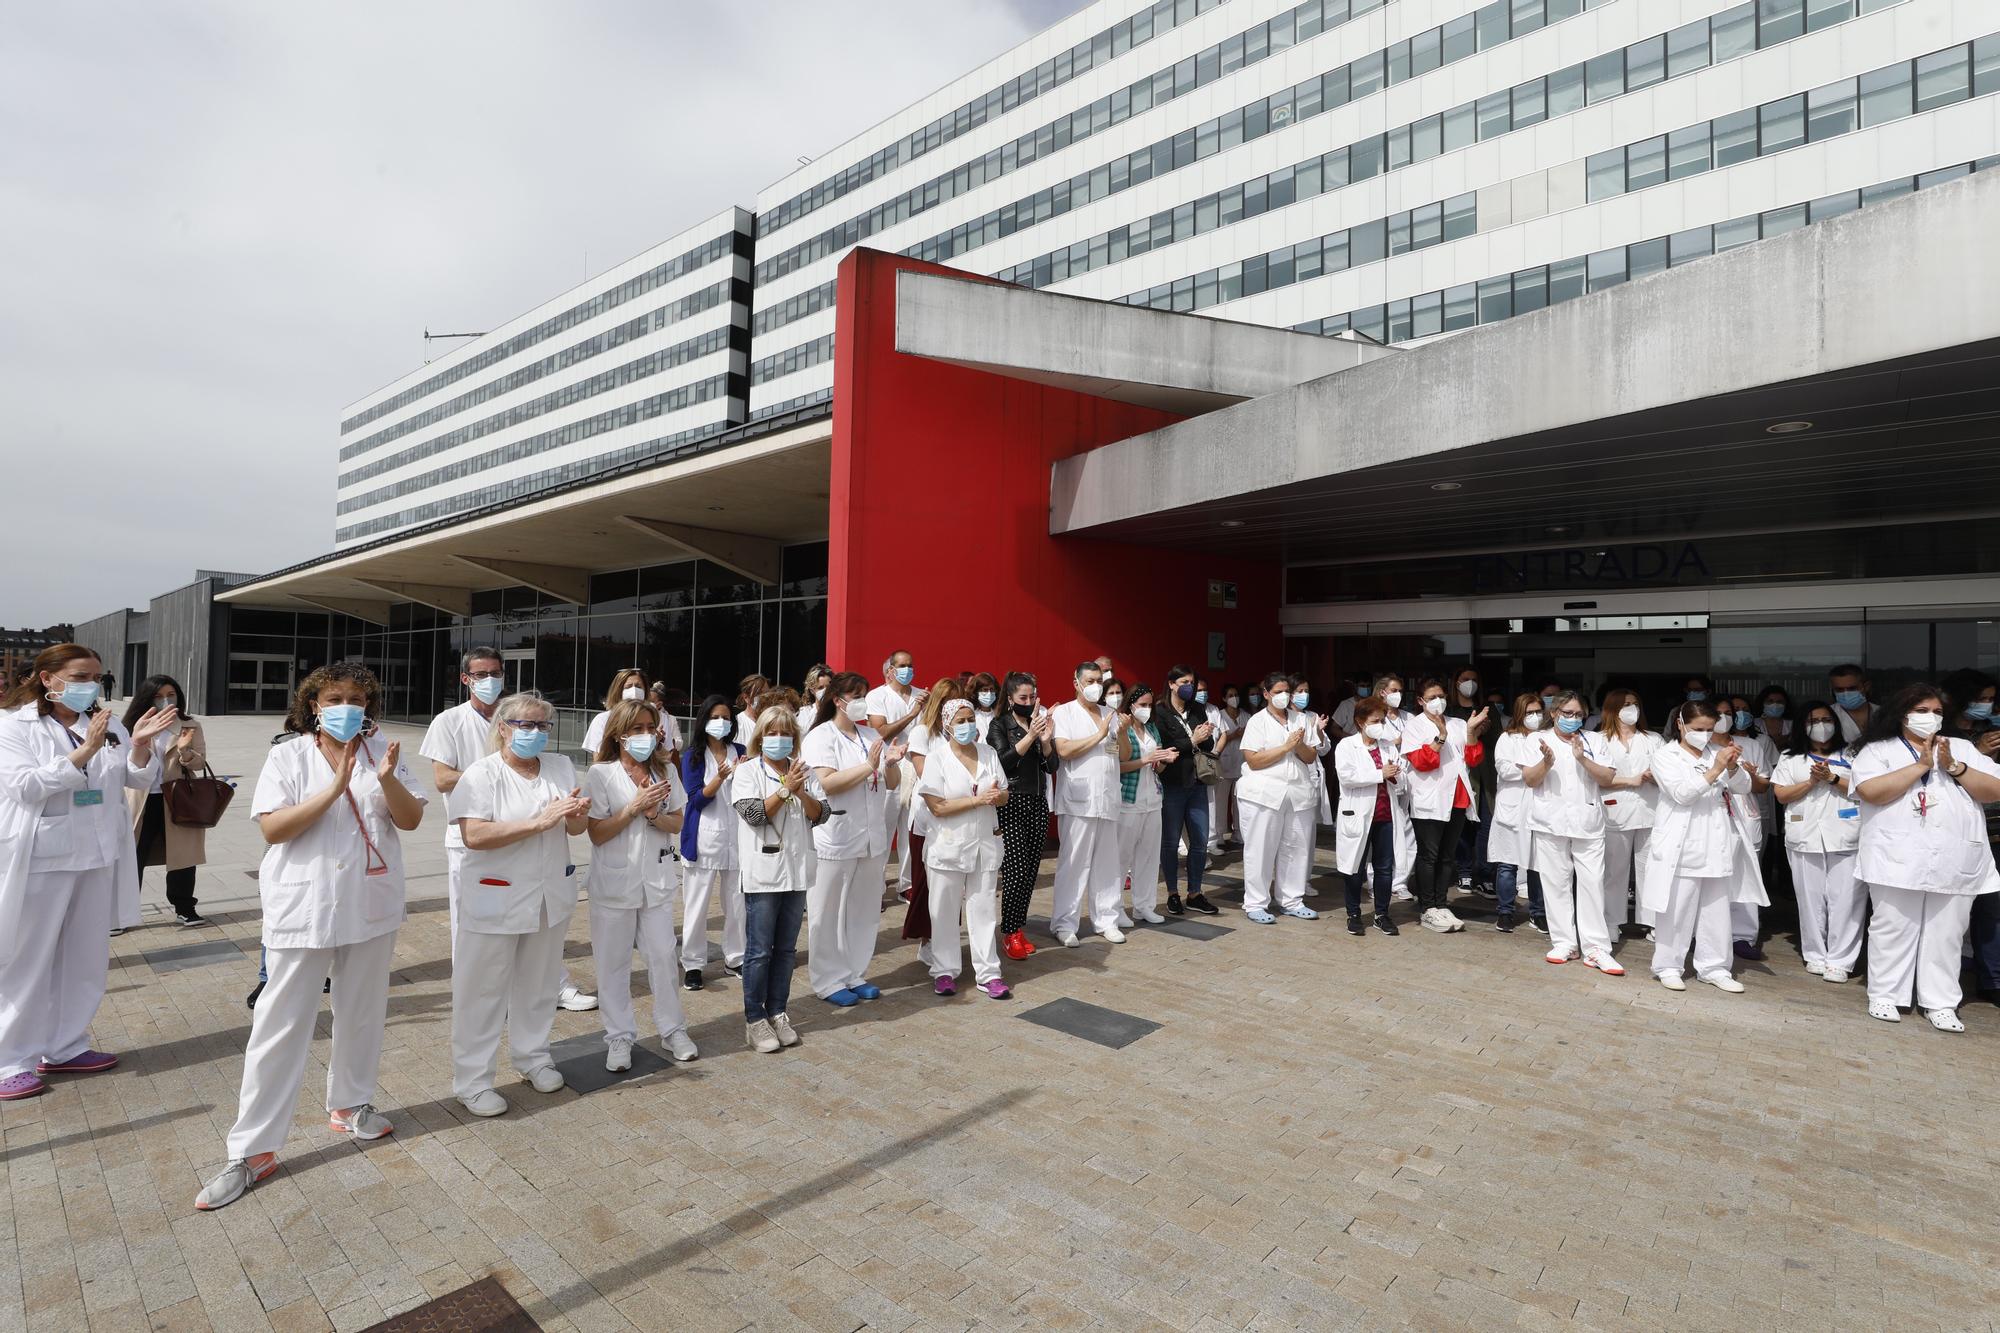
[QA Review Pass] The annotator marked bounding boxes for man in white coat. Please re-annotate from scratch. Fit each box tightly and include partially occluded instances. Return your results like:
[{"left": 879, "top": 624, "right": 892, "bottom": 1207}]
[
  {"left": 865, "top": 649, "right": 926, "bottom": 905},
  {"left": 1049, "top": 662, "right": 1126, "bottom": 946},
  {"left": 421, "top": 647, "right": 595, "bottom": 1011}
]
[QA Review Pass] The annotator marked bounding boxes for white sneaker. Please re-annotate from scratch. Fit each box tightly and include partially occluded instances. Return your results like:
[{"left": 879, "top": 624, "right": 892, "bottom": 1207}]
[
  {"left": 1420, "top": 908, "right": 1453, "bottom": 934},
  {"left": 1924, "top": 1007, "right": 1965, "bottom": 1032},
  {"left": 1868, "top": 998, "right": 1901, "bottom": 1022},
  {"left": 459, "top": 1089, "right": 507, "bottom": 1117},
  {"left": 1442, "top": 908, "right": 1466, "bottom": 932},
  {"left": 1698, "top": 973, "right": 1745, "bottom": 994},
  {"left": 746, "top": 1020, "right": 780, "bottom": 1053},
  {"left": 1390, "top": 886, "right": 1414, "bottom": 902},
  {"left": 1822, "top": 966, "right": 1849, "bottom": 984},
  {"left": 1136, "top": 908, "right": 1165, "bottom": 924},
  {"left": 1057, "top": 931, "right": 1080, "bottom": 948},
  {"left": 557, "top": 984, "right": 599, "bottom": 1012},
  {"left": 1100, "top": 925, "right": 1127, "bottom": 944},
  {"left": 1545, "top": 947, "right": 1575, "bottom": 965},
  {"left": 1301, "top": 884, "right": 1319, "bottom": 898},
  {"left": 1804, "top": 960, "right": 1826, "bottom": 976},
  {"left": 527, "top": 1066, "right": 566, "bottom": 1094},
  {"left": 769, "top": 1014, "right": 801, "bottom": 1048},
  {"left": 665, "top": 1030, "right": 699, "bottom": 1062},
  {"left": 1115, "top": 912, "right": 1134, "bottom": 929},
  {"left": 328, "top": 1103, "right": 393, "bottom": 1140},
  {"left": 1656, "top": 972, "right": 1686, "bottom": 991},
  {"left": 604, "top": 1038, "right": 633, "bottom": 1073},
  {"left": 1584, "top": 949, "right": 1625, "bottom": 977}
]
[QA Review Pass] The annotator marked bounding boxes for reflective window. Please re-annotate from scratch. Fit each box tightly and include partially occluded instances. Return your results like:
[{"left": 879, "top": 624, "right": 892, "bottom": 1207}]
[
  {"left": 1626, "top": 36, "right": 1666, "bottom": 91},
  {"left": 1758, "top": 0, "right": 1806, "bottom": 45},
  {"left": 1915, "top": 45, "right": 1971, "bottom": 111},
  {"left": 1860, "top": 62, "right": 1913, "bottom": 125},
  {"left": 1586, "top": 247, "right": 1627, "bottom": 293},
  {"left": 1713, "top": 108, "right": 1758, "bottom": 166},
  {"left": 1667, "top": 20, "right": 1711, "bottom": 78},
  {"left": 1668, "top": 123, "right": 1711, "bottom": 179},
  {"left": 1587, "top": 148, "right": 1625, "bottom": 201},
  {"left": 1626, "top": 135, "right": 1667, "bottom": 191},
  {"left": 1712, "top": 3, "right": 1756, "bottom": 61},
  {"left": 1807, "top": 79, "right": 1858, "bottom": 140},
  {"left": 1759, "top": 94, "right": 1806, "bottom": 155}
]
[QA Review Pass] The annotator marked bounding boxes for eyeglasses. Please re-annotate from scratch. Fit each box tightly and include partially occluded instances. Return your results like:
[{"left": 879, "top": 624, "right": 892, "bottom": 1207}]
[
  {"left": 508, "top": 719, "right": 552, "bottom": 732},
  {"left": 466, "top": 670, "right": 504, "bottom": 681}
]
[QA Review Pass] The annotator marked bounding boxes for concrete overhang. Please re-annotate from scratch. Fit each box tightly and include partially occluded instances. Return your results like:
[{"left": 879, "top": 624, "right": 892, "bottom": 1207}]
[
  {"left": 220, "top": 412, "right": 832, "bottom": 610},
  {"left": 1051, "top": 170, "right": 2000, "bottom": 563},
  {"left": 894, "top": 268, "right": 1394, "bottom": 415}
]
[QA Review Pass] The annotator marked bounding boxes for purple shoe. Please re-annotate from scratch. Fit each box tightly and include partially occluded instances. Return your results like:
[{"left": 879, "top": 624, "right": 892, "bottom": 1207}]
[
  {"left": 0, "top": 1073, "right": 48, "bottom": 1101},
  {"left": 980, "top": 979, "right": 1012, "bottom": 1000},
  {"left": 932, "top": 975, "right": 956, "bottom": 997},
  {"left": 38, "top": 1050, "right": 117, "bottom": 1075}
]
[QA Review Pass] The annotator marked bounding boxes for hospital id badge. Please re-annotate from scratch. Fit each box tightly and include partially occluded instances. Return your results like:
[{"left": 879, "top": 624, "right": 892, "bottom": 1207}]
[{"left": 73, "top": 789, "right": 104, "bottom": 807}]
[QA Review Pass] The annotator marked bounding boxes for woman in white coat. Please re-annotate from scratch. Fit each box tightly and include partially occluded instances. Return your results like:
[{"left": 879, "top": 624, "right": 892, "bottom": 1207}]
[
  {"left": 584, "top": 699, "right": 697, "bottom": 1072},
  {"left": 447, "top": 691, "right": 591, "bottom": 1116},
  {"left": 194, "top": 664, "right": 423, "bottom": 1209},
  {"left": 1851, "top": 685, "right": 2000, "bottom": 1030},
  {"left": 0, "top": 645, "right": 170, "bottom": 1103},
  {"left": 802, "top": 672, "right": 902, "bottom": 1007},
  {"left": 1332, "top": 696, "right": 1410, "bottom": 936},
  {"left": 678, "top": 694, "right": 744, "bottom": 990},
  {"left": 1236, "top": 672, "right": 1322, "bottom": 925},
  {"left": 732, "top": 704, "right": 826, "bottom": 1052},
  {"left": 1771, "top": 702, "right": 1862, "bottom": 983},
  {"left": 1641, "top": 702, "right": 1766, "bottom": 993},
  {"left": 1595, "top": 689, "right": 1660, "bottom": 937},
  {"left": 1521, "top": 691, "right": 1622, "bottom": 974},
  {"left": 1286, "top": 675, "right": 1334, "bottom": 900},
  {"left": 1400, "top": 679, "right": 1491, "bottom": 933},
  {"left": 1488, "top": 694, "right": 1546, "bottom": 935},
  {"left": 1114, "top": 685, "right": 1174, "bottom": 926},
  {"left": 581, "top": 667, "right": 683, "bottom": 763},
  {"left": 916, "top": 698, "right": 1011, "bottom": 998},
  {"left": 1721, "top": 696, "right": 1780, "bottom": 962}
]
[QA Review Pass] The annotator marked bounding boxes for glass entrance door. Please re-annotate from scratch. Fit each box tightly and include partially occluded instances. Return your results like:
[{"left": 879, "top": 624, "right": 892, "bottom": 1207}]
[
  {"left": 227, "top": 654, "right": 293, "bottom": 713},
  {"left": 502, "top": 648, "right": 536, "bottom": 699}
]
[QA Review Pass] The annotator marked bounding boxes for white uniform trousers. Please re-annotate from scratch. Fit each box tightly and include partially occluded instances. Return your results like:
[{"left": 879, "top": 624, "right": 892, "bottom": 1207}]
[
  {"left": 807, "top": 856, "right": 881, "bottom": 997},
  {"left": 1730, "top": 901, "right": 1760, "bottom": 945},
  {"left": 224, "top": 931, "right": 397, "bottom": 1159},
  {"left": 1650, "top": 875, "right": 1733, "bottom": 981},
  {"left": 1276, "top": 803, "right": 1317, "bottom": 904},
  {"left": 1535, "top": 832, "right": 1611, "bottom": 959},
  {"left": 450, "top": 919, "right": 568, "bottom": 1099},
  {"left": 446, "top": 843, "right": 464, "bottom": 959},
  {"left": 1864, "top": 884, "right": 1974, "bottom": 1011},
  {"left": 0, "top": 866, "right": 114, "bottom": 1080},
  {"left": 1117, "top": 806, "right": 1163, "bottom": 915},
  {"left": 589, "top": 900, "right": 688, "bottom": 1046},
  {"left": 1208, "top": 777, "right": 1235, "bottom": 851},
  {"left": 1051, "top": 815, "right": 1122, "bottom": 935},
  {"left": 919, "top": 866, "right": 1002, "bottom": 984},
  {"left": 1239, "top": 802, "right": 1307, "bottom": 915},
  {"left": 1790, "top": 848, "right": 1864, "bottom": 971},
  {"left": 680, "top": 865, "right": 745, "bottom": 971},
  {"left": 1603, "top": 827, "right": 1651, "bottom": 928},
  {"left": 882, "top": 794, "right": 912, "bottom": 895}
]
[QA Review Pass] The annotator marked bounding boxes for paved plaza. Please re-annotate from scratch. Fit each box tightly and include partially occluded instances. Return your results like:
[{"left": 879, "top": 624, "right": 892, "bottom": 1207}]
[{"left": 2, "top": 715, "right": 1997, "bottom": 1332}]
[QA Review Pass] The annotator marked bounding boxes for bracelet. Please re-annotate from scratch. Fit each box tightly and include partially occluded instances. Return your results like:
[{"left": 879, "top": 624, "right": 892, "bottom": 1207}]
[{"left": 1948, "top": 761, "right": 1968, "bottom": 778}]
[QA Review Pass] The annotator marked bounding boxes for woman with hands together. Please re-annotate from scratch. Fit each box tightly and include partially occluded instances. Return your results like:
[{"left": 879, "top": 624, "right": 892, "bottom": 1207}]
[
  {"left": 1114, "top": 685, "right": 1175, "bottom": 927},
  {"left": 196, "top": 664, "right": 425, "bottom": 1210},
  {"left": 989, "top": 672, "right": 1058, "bottom": 957},
  {"left": 915, "top": 698, "right": 1012, "bottom": 998},
  {"left": 679, "top": 695, "right": 746, "bottom": 990},
  {"left": 802, "top": 673, "right": 901, "bottom": 1007},
  {"left": 733, "top": 705, "right": 827, "bottom": 1052},
  {"left": 1400, "top": 679, "right": 1490, "bottom": 933}
]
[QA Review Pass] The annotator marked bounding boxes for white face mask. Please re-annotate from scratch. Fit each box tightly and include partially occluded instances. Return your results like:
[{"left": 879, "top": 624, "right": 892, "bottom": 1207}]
[
  {"left": 1806, "top": 721, "right": 1837, "bottom": 743},
  {"left": 1132, "top": 704, "right": 1152, "bottom": 724},
  {"left": 844, "top": 698, "right": 869, "bottom": 722},
  {"left": 1682, "top": 729, "right": 1714, "bottom": 749},
  {"left": 1522, "top": 713, "right": 1543, "bottom": 731},
  {"left": 621, "top": 686, "right": 644, "bottom": 701},
  {"left": 1423, "top": 697, "right": 1447, "bottom": 716},
  {"left": 1383, "top": 690, "right": 1403, "bottom": 709},
  {"left": 1904, "top": 711, "right": 1944, "bottom": 739},
  {"left": 1079, "top": 682, "right": 1103, "bottom": 704},
  {"left": 1268, "top": 691, "right": 1291, "bottom": 712},
  {"left": 1713, "top": 714, "right": 1733, "bottom": 735},
  {"left": 1457, "top": 680, "right": 1477, "bottom": 697},
  {"left": 1364, "top": 722, "right": 1392, "bottom": 741},
  {"left": 1103, "top": 693, "right": 1124, "bottom": 711},
  {"left": 1618, "top": 705, "right": 1639, "bottom": 726}
]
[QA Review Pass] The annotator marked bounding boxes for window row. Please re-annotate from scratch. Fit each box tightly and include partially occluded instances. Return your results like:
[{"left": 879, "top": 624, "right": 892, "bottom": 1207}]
[
  {"left": 336, "top": 375, "right": 735, "bottom": 518},
  {"left": 1294, "top": 160, "right": 1988, "bottom": 345},
  {"left": 1116, "top": 193, "right": 1475, "bottom": 314},
  {"left": 1587, "top": 35, "right": 1998, "bottom": 201},
  {"left": 757, "top": 0, "right": 1512, "bottom": 285},
  {"left": 334, "top": 404, "right": 742, "bottom": 542},
  {"left": 758, "top": 0, "right": 1234, "bottom": 238},
  {"left": 752, "top": 279, "right": 838, "bottom": 337},
  {"left": 905, "top": 0, "right": 1894, "bottom": 282},
  {"left": 338, "top": 326, "right": 737, "bottom": 490},
  {"left": 749, "top": 333, "right": 836, "bottom": 386},
  {"left": 749, "top": 388, "right": 835, "bottom": 421},
  {"left": 340, "top": 229, "right": 742, "bottom": 441},
  {"left": 342, "top": 279, "right": 740, "bottom": 462}
]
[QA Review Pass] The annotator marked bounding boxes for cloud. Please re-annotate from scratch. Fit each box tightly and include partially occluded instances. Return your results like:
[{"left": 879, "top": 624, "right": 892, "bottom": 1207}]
[{"left": 0, "top": 0, "right": 1055, "bottom": 626}]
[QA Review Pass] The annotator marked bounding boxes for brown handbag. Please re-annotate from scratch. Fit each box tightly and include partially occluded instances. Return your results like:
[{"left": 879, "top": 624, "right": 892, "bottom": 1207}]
[{"left": 163, "top": 763, "right": 235, "bottom": 829}]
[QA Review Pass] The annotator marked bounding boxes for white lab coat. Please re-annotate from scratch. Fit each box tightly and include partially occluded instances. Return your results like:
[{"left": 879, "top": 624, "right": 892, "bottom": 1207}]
[
  {"left": 1638, "top": 742, "right": 1767, "bottom": 917},
  {"left": 583, "top": 759, "right": 687, "bottom": 911},
  {"left": 1850, "top": 740, "right": 2000, "bottom": 896},
  {"left": 802, "top": 721, "right": 891, "bottom": 860},
  {"left": 250, "top": 735, "right": 420, "bottom": 949},
  {"left": 1730, "top": 729, "right": 1780, "bottom": 834},
  {"left": 731, "top": 757, "right": 825, "bottom": 893},
  {"left": 582, "top": 709, "right": 683, "bottom": 760},
  {"left": 1236, "top": 707, "right": 1316, "bottom": 813},
  {"left": 1599, "top": 730, "right": 1661, "bottom": 831},
  {"left": 1331, "top": 735, "right": 1414, "bottom": 879},
  {"left": 1399, "top": 712, "right": 1481, "bottom": 824},
  {"left": 1487, "top": 731, "right": 1541, "bottom": 870},
  {"left": 1290, "top": 709, "right": 1334, "bottom": 822},
  {"left": 1528, "top": 731, "right": 1608, "bottom": 840},
  {"left": 915, "top": 742, "right": 1007, "bottom": 874},
  {"left": 1051, "top": 699, "right": 1122, "bottom": 819},
  {"left": 1771, "top": 752, "right": 1860, "bottom": 853},
  {"left": 447, "top": 752, "right": 581, "bottom": 934}
]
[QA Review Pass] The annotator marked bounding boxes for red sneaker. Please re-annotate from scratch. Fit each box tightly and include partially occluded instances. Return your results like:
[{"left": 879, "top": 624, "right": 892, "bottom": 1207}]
[{"left": 1002, "top": 931, "right": 1034, "bottom": 961}]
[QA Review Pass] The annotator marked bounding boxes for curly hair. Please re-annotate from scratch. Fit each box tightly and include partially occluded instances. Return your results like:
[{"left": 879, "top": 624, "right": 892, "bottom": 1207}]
[{"left": 284, "top": 662, "right": 381, "bottom": 735}]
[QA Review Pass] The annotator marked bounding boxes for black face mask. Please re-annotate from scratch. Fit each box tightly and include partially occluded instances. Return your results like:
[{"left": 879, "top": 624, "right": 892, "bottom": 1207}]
[{"left": 1012, "top": 702, "right": 1035, "bottom": 719}]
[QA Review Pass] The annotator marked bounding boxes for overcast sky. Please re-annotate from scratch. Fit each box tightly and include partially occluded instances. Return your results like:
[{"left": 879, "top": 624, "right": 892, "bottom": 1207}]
[{"left": 0, "top": 0, "right": 1087, "bottom": 629}]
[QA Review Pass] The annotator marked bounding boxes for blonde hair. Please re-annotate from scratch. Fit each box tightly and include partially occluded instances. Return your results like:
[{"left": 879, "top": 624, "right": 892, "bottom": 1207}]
[
  {"left": 600, "top": 668, "right": 649, "bottom": 712},
  {"left": 915, "top": 676, "right": 961, "bottom": 737},
  {"left": 747, "top": 703, "right": 798, "bottom": 754},
  {"left": 487, "top": 690, "right": 553, "bottom": 753},
  {"left": 593, "top": 699, "right": 665, "bottom": 773}
]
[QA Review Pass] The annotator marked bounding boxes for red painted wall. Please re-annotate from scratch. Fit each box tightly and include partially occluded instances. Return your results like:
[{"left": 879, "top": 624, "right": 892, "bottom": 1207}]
[{"left": 828, "top": 248, "right": 1282, "bottom": 696}]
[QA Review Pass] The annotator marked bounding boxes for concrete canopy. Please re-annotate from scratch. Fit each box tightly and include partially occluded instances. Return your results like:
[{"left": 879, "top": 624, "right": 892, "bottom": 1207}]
[{"left": 1050, "top": 171, "right": 2000, "bottom": 565}]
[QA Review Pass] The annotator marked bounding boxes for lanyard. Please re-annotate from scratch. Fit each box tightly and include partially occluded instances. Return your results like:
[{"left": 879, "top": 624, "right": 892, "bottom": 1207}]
[
  {"left": 341, "top": 739, "right": 390, "bottom": 877},
  {"left": 839, "top": 725, "right": 879, "bottom": 791}
]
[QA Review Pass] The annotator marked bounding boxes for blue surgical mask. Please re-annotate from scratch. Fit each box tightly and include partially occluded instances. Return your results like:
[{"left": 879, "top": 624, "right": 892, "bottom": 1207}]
[
  {"left": 621, "top": 734, "right": 658, "bottom": 761},
  {"left": 952, "top": 720, "right": 979, "bottom": 744},
  {"left": 977, "top": 691, "right": 996, "bottom": 708},
  {"left": 1968, "top": 701, "right": 1995, "bottom": 721},
  {"left": 1541, "top": 693, "right": 1557, "bottom": 708},
  {"left": 318, "top": 704, "right": 366, "bottom": 743},
  {"left": 508, "top": 727, "right": 549, "bottom": 759},
  {"left": 762, "top": 735, "right": 794, "bottom": 761},
  {"left": 1248, "top": 692, "right": 1263, "bottom": 708},
  {"left": 1194, "top": 690, "right": 1208, "bottom": 705},
  {"left": 54, "top": 681, "right": 100, "bottom": 713},
  {"left": 893, "top": 665, "right": 914, "bottom": 686},
  {"left": 1834, "top": 689, "right": 1866, "bottom": 710},
  {"left": 1686, "top": 690, "right": 1707, "bottom": 702},
  {"left": 469, "top": 676, "right": 503, "bottom": 705},
  {"left": 1556, "top": 715, "right": 1584, "bottom": 735},
  {"left": 1177, "top": 684, "right": 1195, "bottom": 702},
  {"left": 1734, "top": 710, "right": 1754, "bottom": 731},
  {"left": 705, "top": 717, "right": 733, "bottom": 739},
  {"left": 1355, "top": 686, "right": 1371, "bottom": 698},
  {"left": 1293, "top": 691, "right": 1310, "bottom": 708},
  {"left": 1762, "top": 702, "right": 1785, "bottom": 719}
]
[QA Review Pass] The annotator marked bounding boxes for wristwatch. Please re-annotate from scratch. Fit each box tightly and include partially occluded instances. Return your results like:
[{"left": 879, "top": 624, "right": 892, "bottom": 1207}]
[{"left": 1948, "top": 761, "right": 1969, "bottom": 778}]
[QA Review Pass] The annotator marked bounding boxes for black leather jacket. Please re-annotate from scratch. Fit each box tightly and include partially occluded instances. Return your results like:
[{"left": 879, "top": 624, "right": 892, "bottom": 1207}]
[
  {"left": 989, "top": 709, "right": 1059, "bottom": 793},
  {"left": 1154, "top": 699, "right": 1219, "bottom": 789}
]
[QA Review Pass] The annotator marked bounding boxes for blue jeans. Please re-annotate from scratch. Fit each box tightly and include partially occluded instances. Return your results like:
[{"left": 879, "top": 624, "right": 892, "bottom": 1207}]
[
  {"left": 1160, "top": 783, "right": 1209, "bottom": 898},
  {"left": 1494, "top": 864, "right": 1544, "bottom": 918},
  {"left": 1345, "top": 819, "right": 1395, "bottom": 916},
  {"left": 742, "top": 890, "right": 806, "bottom": 1023}
]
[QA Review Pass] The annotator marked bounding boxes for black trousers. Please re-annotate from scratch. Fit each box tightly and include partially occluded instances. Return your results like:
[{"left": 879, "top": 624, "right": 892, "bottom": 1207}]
[
  {"left": 1411, "top": 808, "right": 1467, "bottom": 910},
  {"left": 996, "top": 784, "right": 1050, "bottom": 935},
  {"left": 138, "top": 792, "right": 199, "bottom": 915}
]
